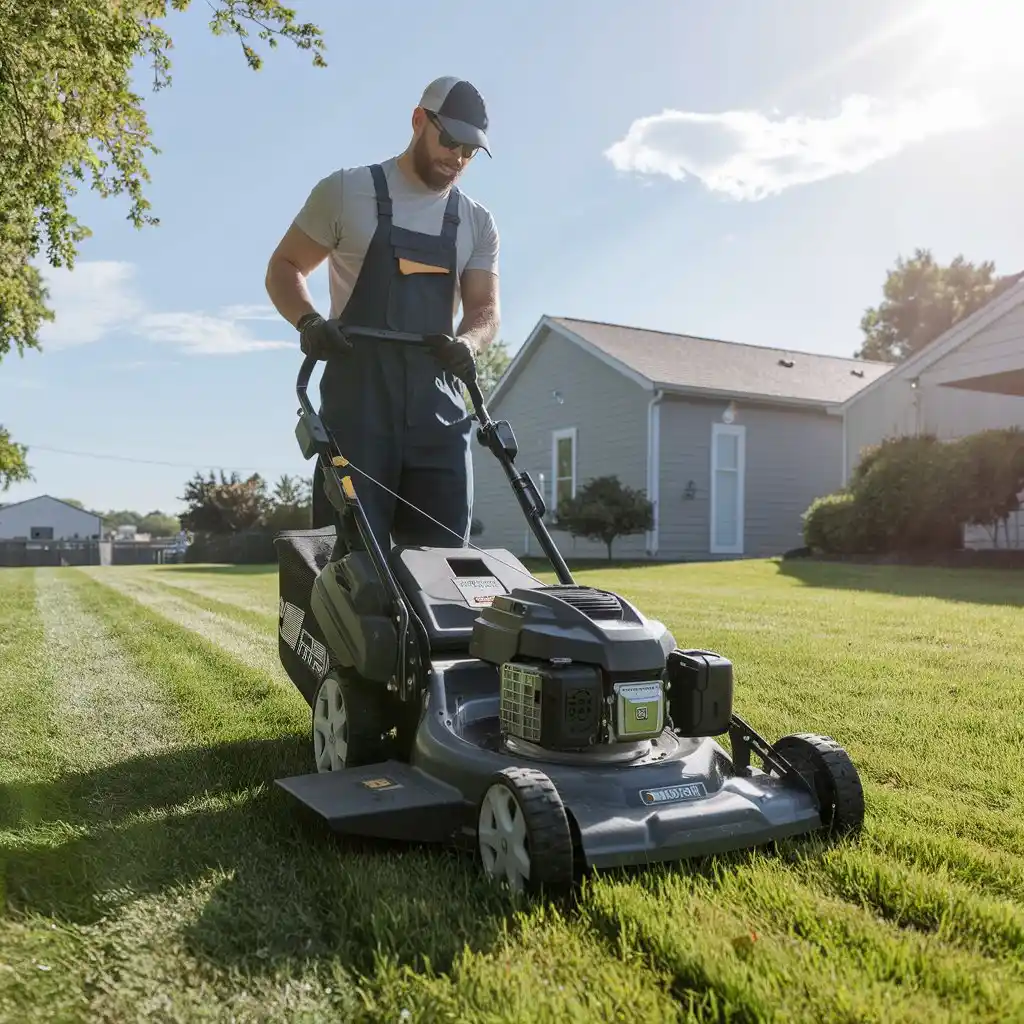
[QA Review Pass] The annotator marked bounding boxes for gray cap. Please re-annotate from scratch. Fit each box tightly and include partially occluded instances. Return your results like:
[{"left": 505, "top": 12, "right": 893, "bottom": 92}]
[{"left": 419, "top": 76, "right": 491, "bottom": 156}]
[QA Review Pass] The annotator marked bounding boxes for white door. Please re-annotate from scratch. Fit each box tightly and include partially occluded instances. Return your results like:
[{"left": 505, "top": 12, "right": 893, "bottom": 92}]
[{"left": 710, "top": 423, "right": 745, "bottom": 554}]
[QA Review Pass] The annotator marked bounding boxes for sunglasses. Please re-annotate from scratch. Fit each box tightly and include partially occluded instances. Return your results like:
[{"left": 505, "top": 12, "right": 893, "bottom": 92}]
[{"left": 426, "top": 111, "right": 479, "bottom": 159}]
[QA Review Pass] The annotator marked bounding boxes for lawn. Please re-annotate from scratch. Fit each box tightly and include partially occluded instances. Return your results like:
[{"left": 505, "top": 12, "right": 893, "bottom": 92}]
[{"left": 1, "top": 557, "right": 1022, "bottom": 1022}]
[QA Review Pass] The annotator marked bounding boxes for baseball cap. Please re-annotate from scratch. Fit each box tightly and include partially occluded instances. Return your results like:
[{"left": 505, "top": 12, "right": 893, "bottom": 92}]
[{"left": 418, "top": 76, "right": 491, "bottom": 156}]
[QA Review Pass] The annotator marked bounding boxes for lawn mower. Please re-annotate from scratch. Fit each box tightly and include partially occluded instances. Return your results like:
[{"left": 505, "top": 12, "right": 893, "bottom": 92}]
[{"left": 272, "top": 328, "right": 865, "bottom": 893}]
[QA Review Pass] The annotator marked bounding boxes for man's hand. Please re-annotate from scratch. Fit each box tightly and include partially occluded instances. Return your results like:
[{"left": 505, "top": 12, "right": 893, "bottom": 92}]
[
  {"left": 297, "top": 313, "right": 351, "bottom": 360},
  {"left": 428, "top": 334, "right": 477, "bottom": 382}
]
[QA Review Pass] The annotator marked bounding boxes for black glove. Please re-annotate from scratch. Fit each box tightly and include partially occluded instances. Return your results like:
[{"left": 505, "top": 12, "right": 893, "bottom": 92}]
[
  {"left": 428, "top": 334, "right": 476, "bottom": 382},
  {"left": 296, "top": 312, "right": 351, "bottom": 360}
]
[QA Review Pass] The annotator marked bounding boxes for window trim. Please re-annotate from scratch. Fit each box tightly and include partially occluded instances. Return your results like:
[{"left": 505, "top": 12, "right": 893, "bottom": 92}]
[{"left": 551, "top": 426, "right": 578, "bottom": 514}]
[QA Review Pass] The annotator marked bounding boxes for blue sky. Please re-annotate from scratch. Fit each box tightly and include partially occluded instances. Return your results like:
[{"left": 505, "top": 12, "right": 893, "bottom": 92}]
[{"left": 3, "top": 0, "right": 1023, "bottom": 515}]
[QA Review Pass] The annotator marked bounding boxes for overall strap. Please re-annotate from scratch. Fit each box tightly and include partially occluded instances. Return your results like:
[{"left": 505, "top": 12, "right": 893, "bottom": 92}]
[
  {"left": 369, "top": 164, "right": 392, "bottom": 222},
  {"left": 441, "top": 186, "right": 461, "bottom": 241}
]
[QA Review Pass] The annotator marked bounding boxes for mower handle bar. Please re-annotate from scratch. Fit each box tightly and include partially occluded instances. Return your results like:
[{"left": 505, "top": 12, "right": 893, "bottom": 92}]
[{"left": 295, "top": 325, "right": 489, "bottom": 425}]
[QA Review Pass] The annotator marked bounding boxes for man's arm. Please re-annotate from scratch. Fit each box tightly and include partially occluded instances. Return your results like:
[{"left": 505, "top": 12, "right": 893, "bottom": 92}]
[
  {"left": 265, "top": 172, "right": 342, "bottom": 328},
  {"left": 265, "top": 224, "right": 332, "bottom": 328},
  {"left": 457, "top": 268, "right": 500, "bottom": 353}
]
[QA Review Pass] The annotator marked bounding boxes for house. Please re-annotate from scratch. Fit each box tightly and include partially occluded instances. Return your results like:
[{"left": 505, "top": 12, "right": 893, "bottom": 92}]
[
  {"left": 469, "top": 316, "right": 892, "bottom": 562},
  {"left": 832, "top": 274, "right": 1024, "bottom": 548},
  {"left": 0, "top": 495, "right": 103, "bottom": 542}
]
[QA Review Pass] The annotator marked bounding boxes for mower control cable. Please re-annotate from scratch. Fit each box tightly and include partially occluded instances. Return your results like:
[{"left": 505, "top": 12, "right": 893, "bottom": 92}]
[{"left": 295, "top": 327, "right": 571, "bottom": 587}]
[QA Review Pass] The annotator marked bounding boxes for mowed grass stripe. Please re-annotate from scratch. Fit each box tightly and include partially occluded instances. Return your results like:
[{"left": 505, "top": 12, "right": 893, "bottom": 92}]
[
  {"left": 82, "top": 569, "right": 288, "bottom": 688},
  {"left": 86, "top": 567, "right": 278, "bottom": 633},
  {"left": 154, "top": 563, "right": 279, "bottom": 616},
  {"left": 0, "top": 570, "right": 54, "bottom": 803},
  {"left": 72, "top": 570, "right": 305, "bottom": 743}
]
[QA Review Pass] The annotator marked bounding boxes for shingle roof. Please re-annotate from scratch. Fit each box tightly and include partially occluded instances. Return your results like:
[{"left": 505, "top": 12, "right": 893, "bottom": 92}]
[{"left": 549, "top": 317, "right": 893, "bottom": 406}]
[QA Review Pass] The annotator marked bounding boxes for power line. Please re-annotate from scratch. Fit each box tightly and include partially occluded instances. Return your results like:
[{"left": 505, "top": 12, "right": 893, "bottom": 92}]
[{"left": 18, "top": 442, "right": 300, "bottom": 474}]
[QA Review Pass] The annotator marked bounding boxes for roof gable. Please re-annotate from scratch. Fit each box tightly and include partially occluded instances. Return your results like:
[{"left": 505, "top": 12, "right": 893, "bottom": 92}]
[
  {"left": 489, "top": 315, "right": 892, "bottom": 409},
  {"left": 0, "top": 495, "right": 100, "bottom": 518},
  {"left": 836, "top": 275, "right": 1024, "bottom": 412}
]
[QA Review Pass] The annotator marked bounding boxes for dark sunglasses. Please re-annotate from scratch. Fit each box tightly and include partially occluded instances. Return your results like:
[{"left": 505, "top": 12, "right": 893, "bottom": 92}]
[{"left": 426, "top": 111, "right": 479, "bottom": 159}]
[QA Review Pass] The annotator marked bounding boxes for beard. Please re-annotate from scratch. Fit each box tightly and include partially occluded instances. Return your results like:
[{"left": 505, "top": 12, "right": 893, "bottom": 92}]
[{"left": 411, "top": 133, "right": 463, "bottom": 191}]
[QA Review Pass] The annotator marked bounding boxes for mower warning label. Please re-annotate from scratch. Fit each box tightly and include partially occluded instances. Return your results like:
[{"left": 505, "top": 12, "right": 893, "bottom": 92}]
[
  {"left": 639, "top": 782, "right": 709, "bottom": 805},
  {"left": 361, "top": 777, "right": 402, "bottom": 791},
  {"left": 452, "top": 575, "right": 507, "bottom": 607}
]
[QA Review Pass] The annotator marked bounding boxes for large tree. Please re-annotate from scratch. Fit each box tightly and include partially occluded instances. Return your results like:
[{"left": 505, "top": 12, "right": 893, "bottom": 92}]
[
  {"left": 856, "top": 249, "right": 1019, "bottom": 363},
  {"left": 0, "top": 0, "right": 327, "bottom": 483}
]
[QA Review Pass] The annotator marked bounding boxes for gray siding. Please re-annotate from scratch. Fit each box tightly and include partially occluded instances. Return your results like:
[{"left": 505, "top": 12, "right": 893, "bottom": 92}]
[
  {"left": 0, "top": 497, "right": 102, "bottom": 540},
  {"left": 927, "top": 298, "right": 1024, "bottom": 386},
  {"left": 843, "top": 300, "right": 1024, "bottom": 482},
  {"left": 471, "top": 325, "right": 652, "bottom": 559},
  {"left": 656, "top": 397, "right": 843, "bottom": 560}
]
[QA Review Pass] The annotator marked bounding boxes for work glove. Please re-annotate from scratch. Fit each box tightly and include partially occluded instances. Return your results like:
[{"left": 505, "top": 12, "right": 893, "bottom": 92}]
[
  {"left": 296, "top": 312, "right": 352, "bottom": 360},
  {"left": 428, "top": 333, "right": 476, "bottom": 383}
]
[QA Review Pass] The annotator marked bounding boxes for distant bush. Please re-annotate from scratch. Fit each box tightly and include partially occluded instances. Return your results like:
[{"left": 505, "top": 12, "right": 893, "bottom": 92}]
[
  {"left": 802, "top": 427, "right": 1024, "bottom": 555},
  {"left": 801, "top": 493, "right": 867, "bottom": 555}
]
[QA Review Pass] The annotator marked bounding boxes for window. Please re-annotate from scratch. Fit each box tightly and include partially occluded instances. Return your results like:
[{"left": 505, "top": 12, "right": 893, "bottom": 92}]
[
  {"left": 551, "top": 427, "right": 577, "bottom": 513},
  {"left": 30, "top": 526, "right": 54, "bottom": 540}
]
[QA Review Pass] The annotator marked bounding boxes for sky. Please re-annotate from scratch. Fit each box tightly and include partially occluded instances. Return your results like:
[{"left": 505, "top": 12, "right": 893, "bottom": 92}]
[{"left": 3, "top": 0, "right": 1024, "bottom": 515}]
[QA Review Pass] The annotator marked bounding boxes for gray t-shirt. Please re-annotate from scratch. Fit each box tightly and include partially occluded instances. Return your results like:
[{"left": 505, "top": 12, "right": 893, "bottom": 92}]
[{"left": 292, "top": 156, "right": 499, "bottom": 320}]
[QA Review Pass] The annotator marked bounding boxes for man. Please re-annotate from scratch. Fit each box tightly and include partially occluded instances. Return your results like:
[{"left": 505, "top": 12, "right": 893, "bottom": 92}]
[{"left": 265, "top": 76, "right": 500, "bottom": 558}]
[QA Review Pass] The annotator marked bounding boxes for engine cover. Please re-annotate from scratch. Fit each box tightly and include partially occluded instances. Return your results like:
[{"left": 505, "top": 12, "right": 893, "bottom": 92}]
[{"left": 470, "top": 584, "right": 676, "bottom": 679}]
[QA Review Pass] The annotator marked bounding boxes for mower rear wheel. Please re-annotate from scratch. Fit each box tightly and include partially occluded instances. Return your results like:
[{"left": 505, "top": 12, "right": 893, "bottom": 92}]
[
  {"left": 774, "top": 732, "right": 865, "bottom": 837},
  {"left": 311, "top": 670, "right": 389, "bottom": 772},
  {"left": 476, "top": 767, "right": 575, "bottom": 895}
]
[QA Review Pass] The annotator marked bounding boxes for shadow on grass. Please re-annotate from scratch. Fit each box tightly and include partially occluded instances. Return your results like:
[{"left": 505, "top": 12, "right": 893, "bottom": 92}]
[
  {"left": 774, "top": 556, "right": 1024, "bottom": 608},
  {"left": 0, "top": 735, "right": 522, "bottom": 978}
]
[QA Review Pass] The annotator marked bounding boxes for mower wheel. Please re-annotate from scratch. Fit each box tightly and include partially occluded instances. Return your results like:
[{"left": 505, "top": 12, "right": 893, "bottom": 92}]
[
  {"left": 311, "top": 670, "right": 389, "bottom": 772},
  {"left": 773, "top": 732, "right": 865, "bottom": 837},
  {"left": 477, "top": 767, "right": 575, "bottom": 895}
]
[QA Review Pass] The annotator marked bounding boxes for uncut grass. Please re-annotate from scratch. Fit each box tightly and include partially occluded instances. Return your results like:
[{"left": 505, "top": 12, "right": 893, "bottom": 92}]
[{"left": 4, "top": 559, "right": 1024, "bottom": 1019}]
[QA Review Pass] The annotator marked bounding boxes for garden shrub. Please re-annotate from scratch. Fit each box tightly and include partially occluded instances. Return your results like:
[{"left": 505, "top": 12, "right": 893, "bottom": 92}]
[
  {"left": 802, "top": 492, "right": 867, "bottom": 554},
  {"left": 800, "top": 428, "right": 1024, "bottom": 555}
]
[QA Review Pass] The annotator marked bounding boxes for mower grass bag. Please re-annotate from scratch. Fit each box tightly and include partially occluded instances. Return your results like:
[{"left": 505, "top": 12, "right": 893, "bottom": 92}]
[{"left": 273, "top": 527, "right": 336, "bottom": 705}]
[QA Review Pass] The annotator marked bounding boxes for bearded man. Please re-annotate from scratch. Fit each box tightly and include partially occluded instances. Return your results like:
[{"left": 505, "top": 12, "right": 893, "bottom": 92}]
[{"left": 265, "top": 76, "right": 500, "bottom": 557}]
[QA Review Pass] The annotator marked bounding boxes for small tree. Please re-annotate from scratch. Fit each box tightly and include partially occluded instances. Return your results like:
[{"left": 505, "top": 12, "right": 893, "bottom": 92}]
[
  {"left": 265, "top": 473, "right": 313, "bottom": 532},
  {"left": 179, "top": 470, "right": 269, "bottom": 534},
  {"left": 553, "top": 475, "right": 653, "bottom": 560}
]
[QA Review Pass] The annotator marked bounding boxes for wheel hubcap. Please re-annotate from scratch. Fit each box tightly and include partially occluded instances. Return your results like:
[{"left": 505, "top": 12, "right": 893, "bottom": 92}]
[
  {"left": 478, "top": 785, "right": 530, "bottom": 892},
  {"left": 313, "top": 677, "right": 348, "bottom": 771}
]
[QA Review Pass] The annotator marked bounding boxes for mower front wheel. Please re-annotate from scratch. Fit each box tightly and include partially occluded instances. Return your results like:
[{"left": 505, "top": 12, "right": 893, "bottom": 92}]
[
  {"left": 311, "top": 670, "right": 389, "bottom": 772},
  {"left": 476, "top": 767, "right": 575, "bottom": 895},
  {"left": 774, "top": 732, "right": 865, "bottom": 837}
]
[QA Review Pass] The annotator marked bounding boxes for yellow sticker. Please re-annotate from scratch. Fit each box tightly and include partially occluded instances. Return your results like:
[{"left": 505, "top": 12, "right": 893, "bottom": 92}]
[{"left": 362, "top": 777, "right": 399, "bottom": 790}]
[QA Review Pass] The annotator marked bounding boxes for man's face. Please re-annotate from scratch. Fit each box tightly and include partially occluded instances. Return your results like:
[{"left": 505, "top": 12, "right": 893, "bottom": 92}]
[{"left": 411, "top": 110, "right": 477, "bottom": 190}]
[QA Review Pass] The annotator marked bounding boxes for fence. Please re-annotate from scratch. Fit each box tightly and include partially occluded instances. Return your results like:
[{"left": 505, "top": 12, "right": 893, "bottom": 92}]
[{"left": 0, "top": 539, "right": 179, "bottom": 568}]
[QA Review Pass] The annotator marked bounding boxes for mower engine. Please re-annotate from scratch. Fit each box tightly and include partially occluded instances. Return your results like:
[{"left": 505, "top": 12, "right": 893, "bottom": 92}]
[
  {"left": 470, "top": 583, "right": 734, "bottom": 753},
  {"left": 499, "top": 659, "right": 665, "bottom": 748}
]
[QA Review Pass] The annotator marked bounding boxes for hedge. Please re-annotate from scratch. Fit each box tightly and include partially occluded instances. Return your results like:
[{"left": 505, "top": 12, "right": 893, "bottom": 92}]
[{"left": 803, "top": 427, "right": 1024, "bottom": 555}]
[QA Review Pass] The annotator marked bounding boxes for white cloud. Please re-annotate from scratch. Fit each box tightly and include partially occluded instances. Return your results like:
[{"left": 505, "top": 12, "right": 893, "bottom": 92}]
[
  {"left": 35, "top": 262, "right": 290, "bottom": 356},
  {"left": 219, "top": 303, "right": 282, "bottom": 321},
  {"left": 38, "top": 260, "right": 145, "bottom": 349},
  {"left": 604, "top": 89, "right": 989, "bottom": 201},
  {"left": 139, "top": 312, "right": 291, "bottom": 356}
]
